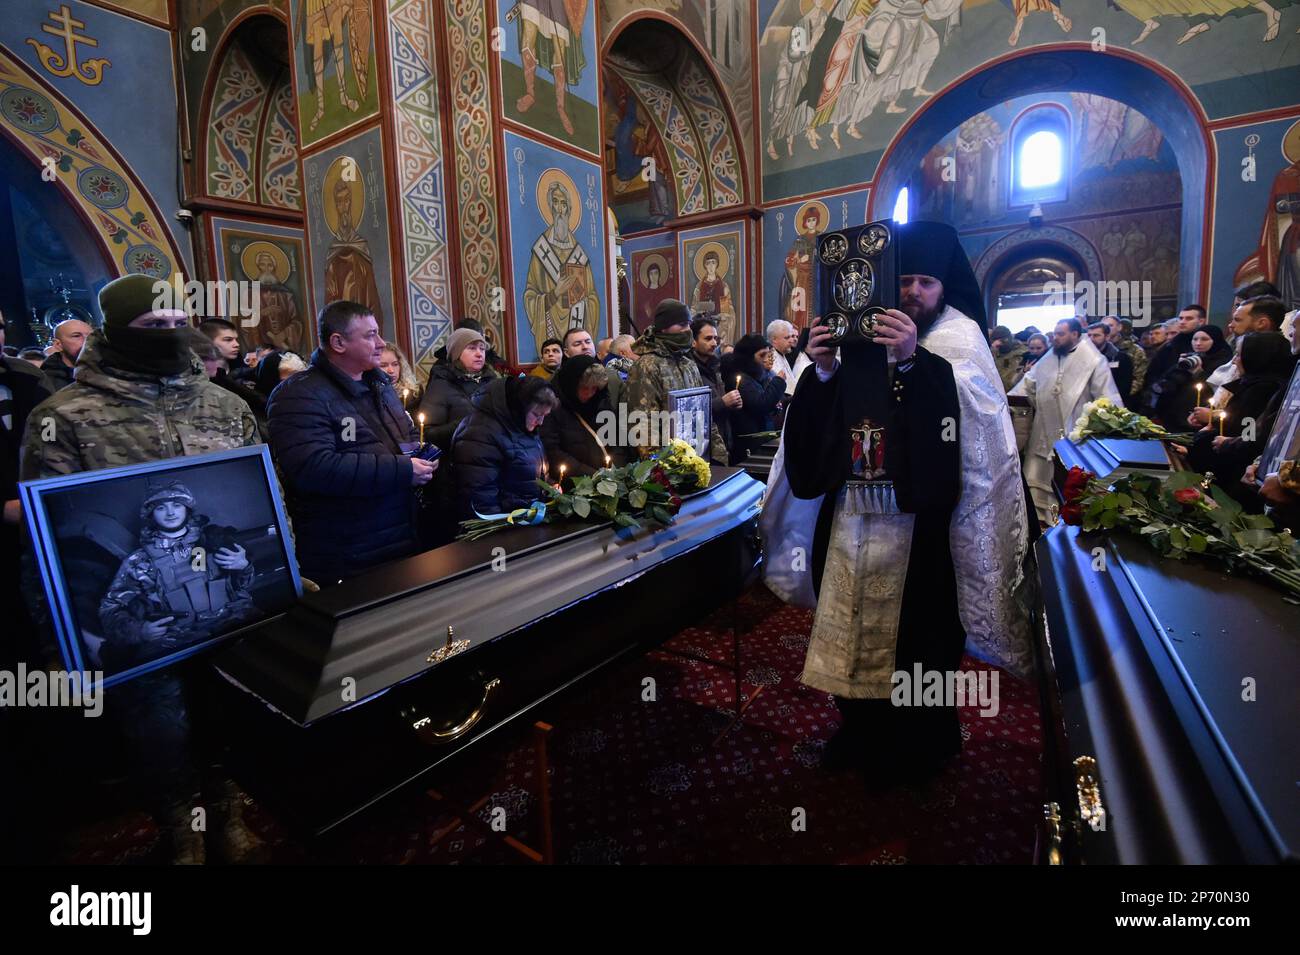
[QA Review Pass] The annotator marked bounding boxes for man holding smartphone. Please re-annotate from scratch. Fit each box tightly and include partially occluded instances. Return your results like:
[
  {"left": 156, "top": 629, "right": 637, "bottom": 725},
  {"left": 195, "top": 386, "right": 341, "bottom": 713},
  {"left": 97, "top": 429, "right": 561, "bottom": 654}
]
[{"left": 763, "top": 221, "right": 1032, "bottom": 783}]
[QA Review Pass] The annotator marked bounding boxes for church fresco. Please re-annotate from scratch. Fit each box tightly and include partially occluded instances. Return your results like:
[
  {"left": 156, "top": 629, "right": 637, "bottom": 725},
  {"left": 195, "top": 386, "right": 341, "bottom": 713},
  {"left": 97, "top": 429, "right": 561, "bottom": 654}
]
[
  {"left": 757, "top": 0, "right": 1300, "bottom": 201},
  {"left": 209, "top": 215, "right": 310, "bottom": 354},
  {"left": 603, "top": 67, "right": 677, "bottom": 233},
  {"left": 289, "top": 0, "right": 379, "bottom": 149},
  {"left": 504, "top": 130, "right": 607, "bottom": 363},
  {"left": 302, "top": 126, "right": 395, "bottom": 339},
  {"left": 1233, "top": 118, "right": 1300, "bottom": 308},
  {"left": 628, "top": 244, "right": 679, "bottom": 333},
  {"left": 680, "top": 221, "right": 746, "bottom": 346},
  {"left": 497, "top": 0, "right": 601, "bottom": 157}
]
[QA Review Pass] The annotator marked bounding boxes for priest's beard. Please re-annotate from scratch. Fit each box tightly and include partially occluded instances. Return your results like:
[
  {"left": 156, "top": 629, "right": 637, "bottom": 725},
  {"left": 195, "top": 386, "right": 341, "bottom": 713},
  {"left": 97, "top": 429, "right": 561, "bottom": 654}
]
[
  {"left": 1053, "top": 341, "right": 1077, "bottom": 357},
  {"left": 900, "top": 295, "right": 945, "bottom": 336}
]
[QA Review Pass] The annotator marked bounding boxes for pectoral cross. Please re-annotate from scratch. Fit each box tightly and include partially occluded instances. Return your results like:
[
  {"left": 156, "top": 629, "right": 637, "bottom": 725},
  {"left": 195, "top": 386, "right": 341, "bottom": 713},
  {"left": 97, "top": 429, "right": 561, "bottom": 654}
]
[{"left": 27, "top": 5, "right": 110, "bottom": 86}]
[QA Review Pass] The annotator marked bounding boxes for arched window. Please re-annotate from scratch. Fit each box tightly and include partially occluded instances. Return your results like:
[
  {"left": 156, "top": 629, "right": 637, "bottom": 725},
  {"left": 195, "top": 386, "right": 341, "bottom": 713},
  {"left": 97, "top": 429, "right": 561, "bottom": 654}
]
[
  {"left": 1010, "top": 106, "right": 1068, "bottom": 207},
  {"left": 892, "top": 187, "right": 909, "bottom": 224}
]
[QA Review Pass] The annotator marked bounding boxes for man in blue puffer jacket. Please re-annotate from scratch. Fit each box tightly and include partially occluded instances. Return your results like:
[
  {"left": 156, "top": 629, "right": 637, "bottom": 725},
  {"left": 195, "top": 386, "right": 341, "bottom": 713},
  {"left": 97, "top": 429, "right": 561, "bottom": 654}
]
[
  {"left": 268, "top": 300, "right": 436, "bottom": 584},
  {"left": 451, "top": 374, "right": 559, "bottom": 520}
]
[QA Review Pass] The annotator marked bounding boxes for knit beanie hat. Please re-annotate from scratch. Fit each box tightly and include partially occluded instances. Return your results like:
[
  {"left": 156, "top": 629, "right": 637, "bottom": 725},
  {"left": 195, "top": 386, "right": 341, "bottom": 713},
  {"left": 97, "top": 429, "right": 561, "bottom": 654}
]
[
  {"left": 653, "top": 298, "right": 692, "bottom": 332},
  {"left": 99, "top": 273, "right": 171, "bottom": 329},
  {"left": 447, "top": 326, "right": 487, "bottom": 367}
]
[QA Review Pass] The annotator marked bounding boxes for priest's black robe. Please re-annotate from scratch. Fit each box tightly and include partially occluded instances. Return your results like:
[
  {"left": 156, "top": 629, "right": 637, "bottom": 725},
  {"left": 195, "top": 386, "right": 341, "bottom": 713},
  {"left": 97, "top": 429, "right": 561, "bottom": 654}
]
[{"left": 783, "top": 347, "right": 967, "bottom": 770}]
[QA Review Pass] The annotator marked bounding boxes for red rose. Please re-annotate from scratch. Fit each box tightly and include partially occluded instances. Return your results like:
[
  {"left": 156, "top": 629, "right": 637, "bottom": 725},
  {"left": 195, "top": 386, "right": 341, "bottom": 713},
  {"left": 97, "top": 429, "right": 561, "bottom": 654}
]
[
  {"left": 1062, "top": 466, "right": 1094, "bottom": 504},
  {"left": 1173, "top": 487, "right": 1202, "bottom": 505},
  {"left": 1059, "top": 501, "right": 1083, "bottom": 526},
  {"left": 669, "top": 495, "right": 682, "bottom": 511}
]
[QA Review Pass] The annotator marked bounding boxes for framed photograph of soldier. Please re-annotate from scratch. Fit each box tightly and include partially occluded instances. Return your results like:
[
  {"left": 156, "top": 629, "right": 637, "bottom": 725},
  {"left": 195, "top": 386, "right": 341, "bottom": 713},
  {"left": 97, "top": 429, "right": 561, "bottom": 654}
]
[
  {"left": 20, "top": 446, "right": 302, "bottom": 688},
  {"left": 209, "top": 216, "right": 311, "bottom": 355},
  {"left": 504, "top": 131, "right": 609, "bottom": 363},
  {"left": 667, "top": 386, "right": 712, "bottom": 460},
  {"left": 1258, "top": 363, "right": 1300, "bottom": 484}
]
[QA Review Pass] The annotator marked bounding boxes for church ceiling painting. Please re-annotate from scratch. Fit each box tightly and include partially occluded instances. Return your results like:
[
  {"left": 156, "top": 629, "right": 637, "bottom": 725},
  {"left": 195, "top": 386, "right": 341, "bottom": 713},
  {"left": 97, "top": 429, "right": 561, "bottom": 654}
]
[
  {"left": 496, "top": 0, "right": 601, "bottom": 157},
  {"left": 209, "top": 214, "right": 310, "bottom": 354},
  {"left": 601, "top": 1, "right": 755, "bottom": 185},
  {"left": 504, "top": 130, "right": 607, "bottom": 363},
  {"left": 0, "top": 44, "right": 180, "bottom": 278},
  {"left": 302, "top": 125, "right": 396, "bottom": 339},
  {"left": 445, "top": 0, "right": 503, "bottom": 351},
  {"left": 757, "top": 0, "right": 1300, "bottom": 201},
  {"left": 388, "top": 0, "right": 453, "bottom": 373},
  {"left": 289, "top": 0, "right": 379, "bottom": 150}
]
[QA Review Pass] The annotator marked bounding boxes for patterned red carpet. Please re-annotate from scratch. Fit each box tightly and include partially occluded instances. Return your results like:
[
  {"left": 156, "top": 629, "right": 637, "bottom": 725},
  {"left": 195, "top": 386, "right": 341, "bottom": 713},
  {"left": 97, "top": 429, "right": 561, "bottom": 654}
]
[{"left": 55, "top": 586, "right": 1045, "bottom": 864}]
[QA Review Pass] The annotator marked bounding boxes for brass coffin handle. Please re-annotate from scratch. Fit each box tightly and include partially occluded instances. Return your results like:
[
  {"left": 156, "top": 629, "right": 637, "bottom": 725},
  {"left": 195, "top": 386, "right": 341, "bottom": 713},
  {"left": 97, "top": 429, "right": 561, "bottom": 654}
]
[
  {"left": 1074, "top": 755, "right": 1107, "bottom": 832},
  {"left": 1042, "top": 802, "right": 1063, "bottom": 865},
  {"left": 407, "top": 678, "right": 501, "bottom": 745}
]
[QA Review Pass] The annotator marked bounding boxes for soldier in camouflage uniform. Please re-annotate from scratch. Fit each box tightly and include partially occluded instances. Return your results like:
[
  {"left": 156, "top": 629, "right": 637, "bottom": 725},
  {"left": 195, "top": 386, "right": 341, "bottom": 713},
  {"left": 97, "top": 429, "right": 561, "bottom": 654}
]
[
  {"left": 990, "top": 326, "right": 1029, "bottom": 392},
  {"left": 99, "top": 481, "right": 256, "bottom": 672},
  {"left": 625, "top": 299, "right": 728, "bottom": 465},
  {"left": 19, "top": 273, "right": 262, "bottom": 865},
  {"left": 1103, "top": 317, "right": 1148, "bottom": 405}
]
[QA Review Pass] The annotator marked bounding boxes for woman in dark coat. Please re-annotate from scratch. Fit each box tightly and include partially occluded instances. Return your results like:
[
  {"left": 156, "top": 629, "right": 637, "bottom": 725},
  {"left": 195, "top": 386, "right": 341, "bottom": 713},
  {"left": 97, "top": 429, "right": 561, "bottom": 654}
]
[
  {"left": 721, "top": 334, "right": 786, "bottom": 464},
  {"left": 1145, "top": 325, "right": 1231, "bottom": 428},
  {"left": 417, "top": 327, "right": 498, "bottom": 450},
  {"left": 542, "top": 355, "right": 628, "bottom": 477},
  {"left": 451, "top": 374, "right": 559, "bottom": 520},
  {"left": 1188, "top": 332, "right": 1296, "bottom": 491}
]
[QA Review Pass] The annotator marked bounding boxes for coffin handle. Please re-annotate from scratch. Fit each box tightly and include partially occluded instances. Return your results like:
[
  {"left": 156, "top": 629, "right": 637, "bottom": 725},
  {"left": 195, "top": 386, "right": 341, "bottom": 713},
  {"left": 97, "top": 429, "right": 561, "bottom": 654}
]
[
  {"left": 1074, "top": 756, "right": 1107, "bottom": 832},
  {"left": 406, "top": 678, "right": 501, "bottom": 745},
  {"left": 1042, "top": 802, "right": 1063, "bottom": 865}
]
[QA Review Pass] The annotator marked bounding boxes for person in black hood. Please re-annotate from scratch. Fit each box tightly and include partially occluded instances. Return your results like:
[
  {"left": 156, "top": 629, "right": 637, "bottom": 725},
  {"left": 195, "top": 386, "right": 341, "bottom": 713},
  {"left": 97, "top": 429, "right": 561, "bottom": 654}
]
[
  {"left": 253, "top": 350, "right": 286, "bottom": 399},
  {"left": 1144, "top": 324, "right": 1231, "bottom": 427},
  {"left": 451, "top": 374, "right": 559, "bottom": 520},
  {"left": 1189, "top": 332, "right": 1296, "bottom": 491},
  {"left": 542, "top": 354, "right": 627, "bottom": 476},
  {"left": 722, "top": 333, "right": 786, "bottom": 464}
]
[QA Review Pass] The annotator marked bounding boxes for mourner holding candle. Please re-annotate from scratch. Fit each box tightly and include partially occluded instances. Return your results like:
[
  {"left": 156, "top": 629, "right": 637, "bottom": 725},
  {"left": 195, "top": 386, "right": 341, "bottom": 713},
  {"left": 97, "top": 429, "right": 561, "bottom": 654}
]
[
  {"left": 416, "top": 327, "right": 498, "bottom": 450},
  {"left": 542, "top": 354, "right": 628, "bottom": 477},
  {"left": 762, "top": 221, "right": 1033, "bottom": 783},
  {"left": 268, "top": 300, "right": 434, "bottom": 585}
]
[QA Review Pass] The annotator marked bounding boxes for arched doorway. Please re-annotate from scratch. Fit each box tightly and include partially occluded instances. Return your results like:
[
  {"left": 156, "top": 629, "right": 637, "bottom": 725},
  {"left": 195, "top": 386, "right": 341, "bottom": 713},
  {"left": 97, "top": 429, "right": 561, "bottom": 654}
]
[{"left": 869, "top": 47, "right": 1210, "bottom": 307}]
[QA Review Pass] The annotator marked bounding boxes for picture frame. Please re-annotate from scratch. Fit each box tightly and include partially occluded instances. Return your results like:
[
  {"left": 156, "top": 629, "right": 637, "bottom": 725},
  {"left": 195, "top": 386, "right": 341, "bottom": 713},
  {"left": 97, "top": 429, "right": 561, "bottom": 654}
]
[
  {"left": 1258, "top": 363, "right": 1300, "bottom": 485},
  {"left": 668, "top": 386, "right": 713, "bottom": 460},
  {"left": 20, "top": 446, "right": 302, "bottom": 688}
]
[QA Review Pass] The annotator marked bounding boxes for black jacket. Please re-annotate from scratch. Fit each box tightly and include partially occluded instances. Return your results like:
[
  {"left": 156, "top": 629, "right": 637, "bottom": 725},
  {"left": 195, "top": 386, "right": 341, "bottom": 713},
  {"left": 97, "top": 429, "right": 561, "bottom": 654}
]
[
  {"left": 1097, "top": 340, "right": 1133, "bottom": 399},
  {"left": 690, "top": 349, "right": 733, "bottom": 461},
  {"left": 267, "top": 350, "right": 418, "bottom": 583},
  {"left": 722, "top": 356, "right": 785, "bottom": 464},
  {"left": 451, "top": 377, "right": 548, "bottom": 519},
  {"left": 416, "top": 361, "right": 495, "bottom": 450},
  {"left": 1, "top": 357, "right": 55, "bottom": 502},
  {"left": 39, "top": 353, "right": 75, "bottom": 390}
]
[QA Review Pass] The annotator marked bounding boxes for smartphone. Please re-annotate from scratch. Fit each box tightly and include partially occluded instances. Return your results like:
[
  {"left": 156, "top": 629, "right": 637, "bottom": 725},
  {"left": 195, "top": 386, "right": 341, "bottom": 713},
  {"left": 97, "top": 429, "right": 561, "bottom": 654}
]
[{"left": 417, "top": 444, "right": 442, "bottom": 462}]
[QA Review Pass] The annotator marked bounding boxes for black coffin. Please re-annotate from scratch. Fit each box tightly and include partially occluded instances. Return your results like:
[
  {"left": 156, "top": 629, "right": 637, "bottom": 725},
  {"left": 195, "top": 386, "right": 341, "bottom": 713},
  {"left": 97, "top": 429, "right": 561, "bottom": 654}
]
[
  {"left": 209, "top": 467, "right": 763, "bottom": 834},
  {"left": 1035, "top": 523, "right": 1299, "bottom": 864}
]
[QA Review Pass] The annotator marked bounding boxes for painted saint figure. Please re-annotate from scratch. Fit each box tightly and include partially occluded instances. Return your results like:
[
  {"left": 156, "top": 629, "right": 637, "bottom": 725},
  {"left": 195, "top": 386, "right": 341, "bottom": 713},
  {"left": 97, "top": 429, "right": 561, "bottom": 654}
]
[
  {"left": 323, "top": 177, "right": 385, "bottom": 336},
  {"left": 524, "top": 179, "right": 599, "bottom": 353},
  {"left": 779, "top": 206, "right": 824, "bottom": 331},
  {"left": 693, "top": 249, "right": 738, "bottom": 346},
  {"left": 1003, "top": 0, "right": 1072, "bottom": 47},
  {"left": 249, "top": 249, "right": 303, "bottom": 354},
  {"left": 302, "top": 0, "right": 373, "bottom": 132},
  {"left": 513, "top": 0, "right": 589, "bottom": 137}
]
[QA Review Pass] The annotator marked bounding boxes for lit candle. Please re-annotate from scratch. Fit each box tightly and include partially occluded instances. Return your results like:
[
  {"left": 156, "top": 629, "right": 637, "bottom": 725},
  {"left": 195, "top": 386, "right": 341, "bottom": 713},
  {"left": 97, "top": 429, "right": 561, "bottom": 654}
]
[
  {"left": 559, "top": 464, "right": 567, "bottom": 485},
  {"left": 1218, "top": 411, "right": 1226, "bottom": 437},
  {"left": 1195, "top": 383, "right": 1203, "bottom": 405},
  {"left": 418, "top": 412, "right": 426, "bottom": 446},
  {"left": 735, "top": 374, "right": 742, "bottom": 390},
  {"left": 604, "top": 454, "right": 611, "bottom": 469},
  {"left": 402, "top": 387, "right": 410, "bottom": 403}
]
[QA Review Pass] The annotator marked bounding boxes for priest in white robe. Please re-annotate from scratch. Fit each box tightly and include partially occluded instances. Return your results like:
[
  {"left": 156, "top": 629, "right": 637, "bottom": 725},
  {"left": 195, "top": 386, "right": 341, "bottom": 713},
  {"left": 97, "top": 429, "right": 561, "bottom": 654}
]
[
  {"left": 761, "top": 221, "right": 1034, "bottom": 783},
  {"left": 1011, "top": 318, "right": 1123, "bottom": 523}
]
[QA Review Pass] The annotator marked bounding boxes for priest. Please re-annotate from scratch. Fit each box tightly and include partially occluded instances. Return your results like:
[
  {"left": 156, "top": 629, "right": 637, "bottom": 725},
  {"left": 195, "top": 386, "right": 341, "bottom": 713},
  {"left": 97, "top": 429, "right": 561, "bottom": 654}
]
[
  {"left": 762, "top": 221, "right": 1033, "bottom": 781},
  {"left": 1011, "top": 318, "right": 1123, "bottom": 523}
]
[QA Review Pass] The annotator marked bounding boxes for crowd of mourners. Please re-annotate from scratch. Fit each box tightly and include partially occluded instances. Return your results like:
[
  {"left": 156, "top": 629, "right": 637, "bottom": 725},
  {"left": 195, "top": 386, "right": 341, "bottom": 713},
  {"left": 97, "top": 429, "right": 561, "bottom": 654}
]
[{"left": 986, "top": 280, "right": 1300, "bottom": 529}]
